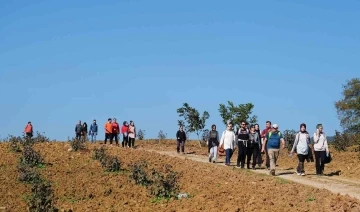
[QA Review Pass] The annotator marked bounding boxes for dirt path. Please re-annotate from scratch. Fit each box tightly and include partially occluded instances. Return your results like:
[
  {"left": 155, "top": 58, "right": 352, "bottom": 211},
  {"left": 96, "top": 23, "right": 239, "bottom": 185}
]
[{"left": 144, "top": 149, "right": 360, "bottom": 200}]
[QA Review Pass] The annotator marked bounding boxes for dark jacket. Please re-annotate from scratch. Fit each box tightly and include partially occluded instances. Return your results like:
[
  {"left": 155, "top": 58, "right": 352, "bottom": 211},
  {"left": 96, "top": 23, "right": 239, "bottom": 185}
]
[
  {"left": 75, "top": 124, "right": 82, "bottom": 134},
  {"left": 89, "top": 124, "right": 98, "bottom": 134},
  {"left": 176, "top": 130, "right": 186, "bottom": 141},
  {"left": 207, "top": 130, "right": 219, "bottom": 152},
  {"left": 82, "top": 123, "right": 88, "bottom": 133}
]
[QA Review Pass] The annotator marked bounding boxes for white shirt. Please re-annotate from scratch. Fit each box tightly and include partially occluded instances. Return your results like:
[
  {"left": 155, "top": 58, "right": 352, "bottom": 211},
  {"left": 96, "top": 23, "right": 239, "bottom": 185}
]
[
  {"left": 219, "top": 130, "right": 236, "bottom": 150},
  {"left": 313, "top": 132, "right": 329, "bottom": 152}
]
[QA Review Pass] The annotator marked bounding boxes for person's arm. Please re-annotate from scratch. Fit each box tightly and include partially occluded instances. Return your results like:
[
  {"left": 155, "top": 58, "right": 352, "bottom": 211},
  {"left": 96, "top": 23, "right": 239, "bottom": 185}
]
[
  {"left": 117, "top": 125, "right": 120, "bottom": 134},
  {"left": 324, "top": 133, "right": 329, "bottom": 153},
  {"left": 262, "top": 133, "right": 268, "bottom": 152},
  {"left": 290, "top": 134, "right": 299, "bottom": 153},
  {"left": 219, "top": 131, "right": 225, "bottom": 147},
  {"left": 313, "top": 131, "right": 320, "bottom": 143},
  {"left": 176, "top": 131, "right": 179, "bottom": 140},
  {"left": 75, "top": 125, "right": 77, "bottom": 133},
  {"left": 207, "top": 131, "right": 211, "bottom": 144},
  {"left": 217, "top": 131, "right": 220, "bottom": 143},
  {"left": 232, "top": 131, "right": 236, "bottom": 149}
]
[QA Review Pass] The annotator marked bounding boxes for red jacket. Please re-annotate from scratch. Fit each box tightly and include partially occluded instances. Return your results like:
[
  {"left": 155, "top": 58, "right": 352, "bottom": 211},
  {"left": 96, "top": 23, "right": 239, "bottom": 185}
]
[
  {"left": 121, "top": 125, "right": 129, "bottom": 134},
  {"left": 261, "top": 127, "right": 271, "bottom": 138},
  {"left": 112, "top": 122, "right": 120, "bottom": 134},
  {"left": 24, "top": 124, "right": 33, "bottom": 133}
]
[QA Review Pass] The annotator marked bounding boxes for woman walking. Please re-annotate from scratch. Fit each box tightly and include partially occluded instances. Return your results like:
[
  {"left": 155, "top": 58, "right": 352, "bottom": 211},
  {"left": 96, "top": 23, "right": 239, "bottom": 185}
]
[
  {"left": 82, "top": 122, "right": 88, "bottom": 142},
  {"left": 247, "top": 124, "right": 261, "bottom": 170},
  {"left": 219, "top": 122, "right": 236, "bottom": 166},
  {"left": 121, "top": 121, "right": 129, "bottom": 148},
  {"left": 290, "top": 123, "right": 311, "bottom": 176},
  {"left": 254, "top": 124, "right": 262, "bottom": 167},
  {"left": 207, "top": 124, "right": 219, "bottom": 163},
  {"left": 128, "top": 121, "right": 136, "bottom": 149},
  {"left": 313, "top": 124, "right": 329, "bottom": 176}
]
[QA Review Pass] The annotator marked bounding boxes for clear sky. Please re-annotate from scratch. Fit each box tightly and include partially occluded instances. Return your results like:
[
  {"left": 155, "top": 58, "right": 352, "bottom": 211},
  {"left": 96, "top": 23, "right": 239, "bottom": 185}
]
[{"left": 1, "top": 0, "right": 359, "bottom": 140}]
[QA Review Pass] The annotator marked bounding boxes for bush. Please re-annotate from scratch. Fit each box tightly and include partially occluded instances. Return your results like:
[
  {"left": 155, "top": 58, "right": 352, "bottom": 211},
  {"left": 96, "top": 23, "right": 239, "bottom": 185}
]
[
  {"left": 129, "top": 161, "right": 152, "bottom": 186},
  {"left": 9, "top": 135, "right": 22, "bottom": 152},
  {"left": 69, "top": 137, "right": 86, "bottom": 151},
  {"left": 17, "top": 164, "right": 42, "bottom": 184},
  {"left": 33, "top": 132, "right": 50, "bottom": 143},
  {"left": 101, "top": 155, "right": 121, "bottom": 172},
  {"left": 158, "top": 130, "right": 167, "bottom": 140},
  {"left": 92, "top": 146, "right": 107, "bottom": 161},
  {"left": 282, "top": 129, "right": 297, "bottom": 151},
  {"left": 20, "top": 145, "right": 44, "bottom": 167},
  {"left": 149, "top": 165, "right": 180, "bottom": 199},
  {"left": 27, "top": 181, "right": 58, "bottom": 212},
  {"left": 332, "top": 130, "right": 354, "bottom": 151},
  {"left": 137, "top": 129, "right": 145, "bottom": 140}
]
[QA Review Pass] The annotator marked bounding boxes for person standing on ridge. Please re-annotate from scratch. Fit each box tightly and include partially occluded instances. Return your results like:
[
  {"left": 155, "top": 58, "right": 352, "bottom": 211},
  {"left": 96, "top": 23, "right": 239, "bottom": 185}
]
[
  {"left": 313, "top": 124, "right": 329, "bottom": 176},
  {"left": 262, "top": 124, "right": 285, "bottom": 176},
  {"left": 207, "top": 124, "right": 219, "bottom": 163},
  {"left": 254, "top": 124, "right": 263, "bottom": 167},
  {"left": 236, "top": 121, "right": 250, "bottom": 168},
  {"left": 248, "top": 124, "right": 260, "bottom": 170},
  {"left": 219, "top": 122, "right": 236, "bottom": 166},
  {"left": 75, "top": 120, "right": 82, "bottom": 140},
  {"left": 111, "top": 118, "right": 120, "bottom": 145},
  {"left": 104, "top": 118, "right": 112, "bottom": 145},
  {"left": 261, "top": 121, "right": 272, "bottom": 170},
  {"left": 82, "top": 122, "right": 88, "bottom": 142},
  {"left": 121, "top": 121, "right": 129, "bottom": 148},
  {"left": 176, "top": 125, "right": 187, "bottom": 154},
  {"left": 290, "top": 123, "right": 311, "bottom": 176},
  {"left": 128, "top": 120, "right": 136, "bottom": 149},
  {"left": 24, "top": 121, "right": 33, "bottom": 138},
  {"left": 89, "top": 119, "right": 98, "bottom": 143}
]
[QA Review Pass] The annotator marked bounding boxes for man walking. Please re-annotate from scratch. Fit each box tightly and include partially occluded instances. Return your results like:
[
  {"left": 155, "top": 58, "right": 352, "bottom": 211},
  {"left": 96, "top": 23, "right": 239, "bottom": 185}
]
[
  {"left": 261, "top": 121, "right": 272, "bottom": 169},
  {"left": 89, "top": 119, "right": 98, "bottom": 143},
  {"left": 176, "top": 126, "right": 187, "bottom": 154},
  {"left": 236, "top": 121, "right": 250, "bottom": 168},
  {"left": 111, "top": 118, "right": 120, "bottom": 145},
  {"left": 261, "top": 124, "right": 285, "bottom": 176},
  {"left": 75, "top": 120, "right": 82, "bottom": 140},
  {"left": 104, "top": 118, "right": 112, "bottom": 145}
]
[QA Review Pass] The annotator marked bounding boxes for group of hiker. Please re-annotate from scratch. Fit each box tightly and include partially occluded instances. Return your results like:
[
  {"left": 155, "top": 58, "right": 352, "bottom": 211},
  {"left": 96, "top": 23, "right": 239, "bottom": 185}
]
[{"left": 176, "top": 120, "right": 330, "bottom": 176}]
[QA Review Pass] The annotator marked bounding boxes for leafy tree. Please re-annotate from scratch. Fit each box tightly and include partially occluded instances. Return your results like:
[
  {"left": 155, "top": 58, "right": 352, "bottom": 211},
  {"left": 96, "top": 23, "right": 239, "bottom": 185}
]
[
  {"left": 158, "top": 130, "right": 167, "bottom": 140},
  {"left": 219, "top": 101, "right": 257, "bottom": 129},
  {"left": 335, "top": 78, "right": 360, "bottom": 134},
  {"left": 137, "top": 129, "right": 145, "bottom": 140},
  {"left": 282, "top": 129, "right": 297, "bottom": 151},
  {"left": 177, "top": 103, "right": 210, "bottom": 146}
]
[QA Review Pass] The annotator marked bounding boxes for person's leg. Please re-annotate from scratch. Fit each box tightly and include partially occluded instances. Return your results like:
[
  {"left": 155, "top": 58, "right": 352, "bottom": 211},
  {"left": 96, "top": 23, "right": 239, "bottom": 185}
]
[
  {"left": 319, "top": 151, "right": 326, "bottom": 175},
  {"left": 176, "top": 140, "right": 180, "bottom": 153},
  {"left": 225, "top": 149, "right": 231, "bottom": 165},
  {"left": 115, "top": 134, "right": 119, "bottom": 145},
  {"left": 268, "top": 149, "right": 278, "bottom": 175},
  {"left": 104, "top": 133, "right": 107, "bottom": 144},
  {"left": 237, "top": 141, "right": 241, "bottom": 167},
  {"left": 252, "top": 144, "right": 259, "bottom": 168},
  {"left": 246, "top": 145, "right": 254, "bottom": 169},
  {"left": 213, "top": 146, "right": 218, "bottom": 163},
  {"left": 209, "top": 147, "right": 214, "bottom": 162},
  {"left": 297, "top": 154, "right": 305, "bottom": 175},
  {"left": 132, "top": 138, "right": 135, "bottom": 148},
  {"left": 314, "top": 151, "right": 321, "bottom": 175},
  {"left": 265, "top": 146, "right": 270, "bottom": 169},
  {"left": 110, "top": 133, "right": 114, "bottom": 145}
]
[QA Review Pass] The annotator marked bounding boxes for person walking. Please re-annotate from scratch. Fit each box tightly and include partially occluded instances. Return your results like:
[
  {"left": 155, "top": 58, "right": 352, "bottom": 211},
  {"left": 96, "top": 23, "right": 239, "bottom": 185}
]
[
  {"left": 111, "top": 118, "right": 120, "bottom": 145},
  {"left": 290, "top": 123, "right": 311, "bottom": 176},
  {"left": 261, "top": 124, "right": 285, "bottom": 176},
  {"left": 128, "top": 120, "right": 136, "bottom": 148},
  {"left": 104, "top": 118, "right": 112, "bottom": 145},
  {"left": 247, "top": 124, "right": 261, "bottom": 170},
  {"left": 261, "top": 121, "right": 272, "bottom": 170},
  {"left": 313, "top": 124, "right": 329, "bottom": 176},
  {"left": 176, "top": 125, "right": 187, "bottom": 154},
  {"left": 24, "top": 121, "right": 33, "bottom": 138},
  {"left": 121, "top": 121, "right": 129, "bottom": 148},
  {"left": 254, "top": 124, "right": 263, "bottom": 167},
  {"left": 89, "top": 120, "right": 98, "bottom": 143},
  {"left": 219, "top": 122, "right": 236, "bottom": 166},
  {"left": 81, "top": 122, "right": 88, "bottom": 142},
  {"left": 236, "top": 121, "right": 249, "bottom": 168},
  {"left": 75, "top": 120, "right": 82, "bottom": 140},
  {"left": 207, "top": 124, "right": 219, "bottom": 163}
]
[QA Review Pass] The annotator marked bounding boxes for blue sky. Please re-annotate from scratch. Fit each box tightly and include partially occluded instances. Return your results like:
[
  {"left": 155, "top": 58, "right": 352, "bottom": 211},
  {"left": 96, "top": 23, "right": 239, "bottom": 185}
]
[{"left": 0, "top": 0, "right": 359, "bottom": 140}]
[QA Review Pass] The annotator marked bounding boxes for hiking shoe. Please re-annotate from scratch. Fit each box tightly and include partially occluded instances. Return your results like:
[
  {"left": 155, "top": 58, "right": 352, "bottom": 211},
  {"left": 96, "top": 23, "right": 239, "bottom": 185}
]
[
  {"left": 252, "top": 167, "right": 256, "bottom": 170},
  {"left": 301, "top": 173, "right": 306, "bottom": 176},
  {"left": 270, "top": 170, "right": 275, "bottom": 176},
  {"left": 296, "top": 172, "right": 301, "bottom": 176},
  {"left": 209, "top": 158, "right": 212, "bottom": 163},
  {"left": 212, "top": 161, "right": 216, "bottom": 163}
]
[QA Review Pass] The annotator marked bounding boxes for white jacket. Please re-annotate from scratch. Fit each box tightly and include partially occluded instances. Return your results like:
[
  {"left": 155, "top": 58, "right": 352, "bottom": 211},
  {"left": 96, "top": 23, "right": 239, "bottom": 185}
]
[
  {"left": 219, "top": 130, "right": 236, "bottom": 150},
  {"left": 313, "top": 132, "right": 329, "bottom": 152}
]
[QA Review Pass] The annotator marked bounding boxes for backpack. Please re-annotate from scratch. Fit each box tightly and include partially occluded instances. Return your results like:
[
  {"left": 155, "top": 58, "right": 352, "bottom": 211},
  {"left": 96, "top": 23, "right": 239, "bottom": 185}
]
[{"left": 267, "top": 131, "right": 281, "bottom": 148}]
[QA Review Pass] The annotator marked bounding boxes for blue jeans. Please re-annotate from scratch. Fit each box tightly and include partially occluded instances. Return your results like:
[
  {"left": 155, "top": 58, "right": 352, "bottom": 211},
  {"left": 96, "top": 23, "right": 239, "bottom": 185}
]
[
  {"left": 225, "top": 149, "right": 233, "bottom": 164},
  {"left": 90, "top": 134, "right": 97, "bottom": 143}
]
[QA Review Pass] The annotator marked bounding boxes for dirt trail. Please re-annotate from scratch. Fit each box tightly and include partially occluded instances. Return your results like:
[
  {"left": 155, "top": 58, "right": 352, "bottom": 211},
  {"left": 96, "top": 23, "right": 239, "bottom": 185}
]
[{"left": 145, "top": 149, "right": 360, "bottom": 200}]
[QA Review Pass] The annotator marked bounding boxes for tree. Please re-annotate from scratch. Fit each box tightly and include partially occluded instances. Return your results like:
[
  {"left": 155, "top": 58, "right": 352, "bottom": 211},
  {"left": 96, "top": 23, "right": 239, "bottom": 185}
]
[
  {"left": 219, "top": 101, "right": 257, "bottom": 129},
  {"left": 335, "top": 78, "right": 360, "bottom": 134},
  {"left": 158, "top": 130, "right": 167, "bottom": 140},
  {"left": 282, "top": 129, "right": 297, "bottom": 151},
  {"left": 137, "top": 129, "right": 145, "bottom": 140},
  {"left": 177, "top": 103, "right": 210, "bottom": 146}
]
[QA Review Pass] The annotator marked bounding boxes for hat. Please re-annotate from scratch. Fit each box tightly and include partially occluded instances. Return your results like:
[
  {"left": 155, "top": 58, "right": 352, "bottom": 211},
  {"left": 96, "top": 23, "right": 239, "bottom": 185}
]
[
  {"left": 316, "top": 124, "right": 323, "bottom": 129},
  {"left": 272, "top": 124, "right": 278, "bottom": 128}
]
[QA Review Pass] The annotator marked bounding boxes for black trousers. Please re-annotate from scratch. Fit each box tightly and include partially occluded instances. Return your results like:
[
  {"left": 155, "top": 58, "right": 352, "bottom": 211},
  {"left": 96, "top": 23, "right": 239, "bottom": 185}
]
[
  {"left": 247, "top": 143, "right": 260, "bottom": 168},
  {"left": 296, "top": 154, "right": 307, "bottom": 173},
  {"left": 110, "top": 133, "right": 119, "bottom": 145},
  {"left": 177, "top": 140, "right": 185, "bottom": 153},
  {"left": 129, "top": 137, "right": 135, "bottom": 148},
  {"left": 122, "top": 135, "right": 129, "bottom": 147},
  {"left": 104, "top": 133, "right": 111, "bottom": 144},
  {"left": 76, "top": 133, "right": 81, "bottom": 140},
  {"left": 314, "top": 151, "right": 326, "bottom": 175},
  {"left": 237, "top": 140, "right": 247, "bottom": 167},
  {"left": 26, "top": 132, "right": 33, "bottom": 138}
]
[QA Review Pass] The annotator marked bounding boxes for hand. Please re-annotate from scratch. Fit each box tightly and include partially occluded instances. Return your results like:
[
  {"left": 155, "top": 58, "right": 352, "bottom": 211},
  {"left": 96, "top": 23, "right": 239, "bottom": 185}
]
[
  {"left": 261, "top": 148, "right": 265, "bottom": 153},
  {"left": 290, "top": 151, "right": 294, "bottom": 154}
]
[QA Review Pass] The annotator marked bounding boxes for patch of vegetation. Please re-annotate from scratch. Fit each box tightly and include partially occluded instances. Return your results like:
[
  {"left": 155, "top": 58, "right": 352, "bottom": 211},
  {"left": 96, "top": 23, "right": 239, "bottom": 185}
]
[
  {"left": 282, "top": 129, "right": 297, "bottom": 151},
  {"left": 101, "top": 155, "right": 121, "bottom": 172},
  {"left": 92, "top": 146, "right": 107, "bottom": 161},
  {"left": 137, "top": 129, "right": 145, "bottom": 140},
  {"left": 276, "top": 178, "right": 290, "bottom": 184},
  {"left": 306, "top": 196, "right": 316, "bottom": 202},
  {"left": 69, "top": 137, "right": 86, "bottom": 151},
  {"left": 32, "top": 131, "right": 50, "bottom": 143},
  {"left": 129, "top": 161, "right": 152, "bottom": 186},
  {"left": 332, "top": 130, "right": 355, "bottom": 152},
  {"left": 9, "top": 135, "right": 22, "bottom": 152},
  {"left": 17, "top": 163, "right": 43, "bottom": 184},
  {"left": 19, "top": 145, "right": 44, "bottom": 167},
  {"left": 28, "top": 181, "right": 58, "bottom": 212},
  {"left": 149, "top": 164, "right": 181, "bottom": 199},
  {"left": 158, "top": 130, "right": 167, "bottom": 140}
]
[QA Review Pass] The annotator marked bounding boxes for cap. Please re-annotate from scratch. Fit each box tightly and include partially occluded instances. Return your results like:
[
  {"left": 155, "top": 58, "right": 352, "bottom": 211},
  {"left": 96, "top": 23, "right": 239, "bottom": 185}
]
[{"left": 272, "top": 124, "right": 278, "bottom": 128}]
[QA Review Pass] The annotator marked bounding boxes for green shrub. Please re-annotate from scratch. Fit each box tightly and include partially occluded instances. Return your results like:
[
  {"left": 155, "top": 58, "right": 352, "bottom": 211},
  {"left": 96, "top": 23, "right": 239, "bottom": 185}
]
[
  {"left": 92, "top": 146, "right": 107, "bottom": 161},
  {"left": 149, "top": 165, "right": 180, "bottom": 199},
  {"left": 69, "top": 137, "right": 86, "bottom": 151},
  {"left": 17, "top": 164, "right": 42, "bottom": 184},
  {"left": 129, "top": 161, "right": 152, "bottom": 186},
  {"left": 27, "top": 181, "right": 58, "bottom": 212},
  {"left": 333, "top": 130, "right": 354, "bottom": 151},
  {"left": 20, "top": 145, "right": 44, "bottom": 167},
  {"left": 101, "top": 155, "right": 121, "bottom": 172}
]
